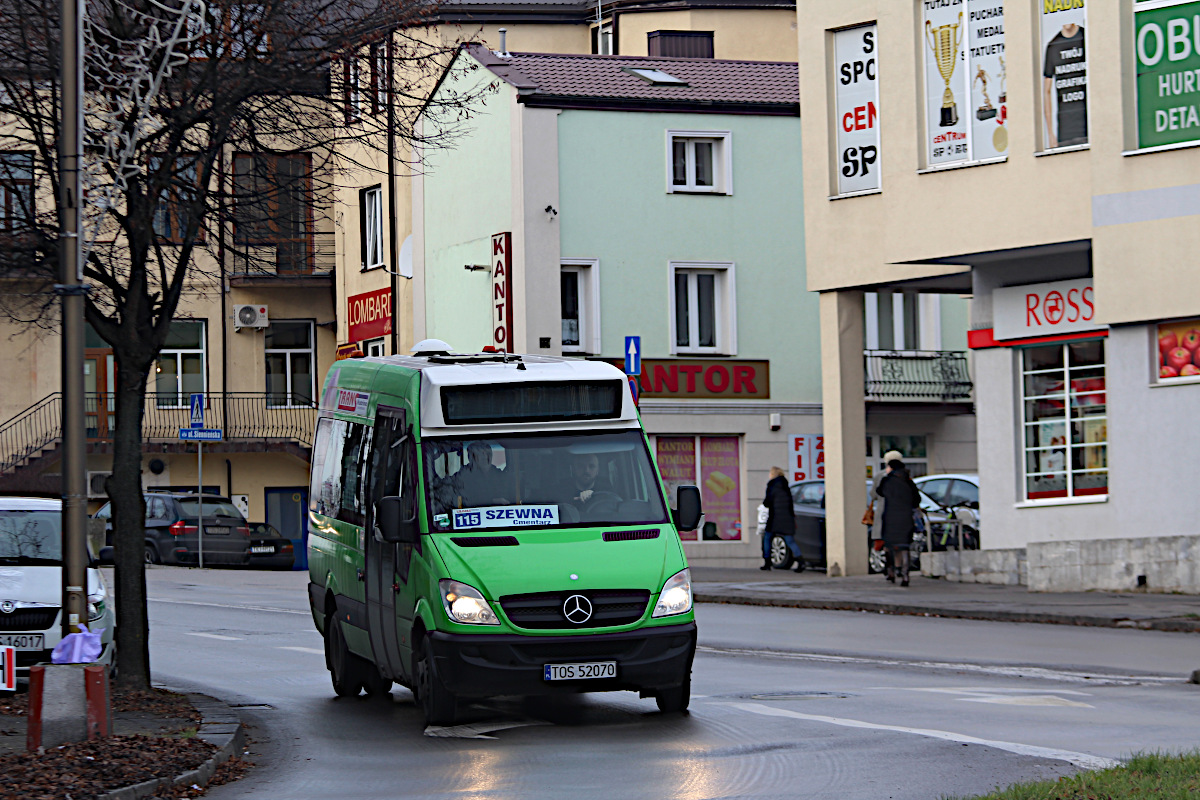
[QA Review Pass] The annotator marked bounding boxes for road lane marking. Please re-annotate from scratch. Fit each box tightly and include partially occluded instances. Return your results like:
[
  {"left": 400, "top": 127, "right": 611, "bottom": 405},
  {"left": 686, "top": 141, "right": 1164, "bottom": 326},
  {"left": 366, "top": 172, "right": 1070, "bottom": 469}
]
[
  {"left": 727, "top": 702, "right": 1119, "bottom": 770},
  {"left": 150, "top": 598, "right": 309, "bottom": 615},
  {"left": 901, "top": 688, "right": 1094, "bottom": 708},
  {"left": 698, "top": 644, "right": 1178, "bottom": 685},
  {"left": 278, "top": 646, "right": 324, "bottom": 655},
  {"left": 185, "top": 632, "right": 241, "bottom": 641}
]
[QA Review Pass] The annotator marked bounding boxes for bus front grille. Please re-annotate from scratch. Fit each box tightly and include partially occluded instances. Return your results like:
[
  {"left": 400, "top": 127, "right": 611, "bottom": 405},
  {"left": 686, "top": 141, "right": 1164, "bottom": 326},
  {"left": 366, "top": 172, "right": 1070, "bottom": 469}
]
[{"left": 499, "top": 590, "right": 650, "bottom": 630}]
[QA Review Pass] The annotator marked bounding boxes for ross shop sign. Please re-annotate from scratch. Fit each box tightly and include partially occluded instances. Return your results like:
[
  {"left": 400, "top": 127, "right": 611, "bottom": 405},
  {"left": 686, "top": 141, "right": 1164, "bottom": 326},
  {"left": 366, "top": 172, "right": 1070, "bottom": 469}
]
[
  {"left": 491, "top": 232, "right": 513, "bottom": 351},
  {"left": 993, "top": 278, "right": 1101, "bottom": 341},
  {"left": 833, "top": 23, "right": 881, "bottom": 195},
  {"left": 1134, "top": 0, "right": 1200, "bottom": 149},
  {"left": 610, "top": 359, "right": 770, "bottom": 400},
  {"left": 347, "top": 287, "right": 392, "bottom": 343}
]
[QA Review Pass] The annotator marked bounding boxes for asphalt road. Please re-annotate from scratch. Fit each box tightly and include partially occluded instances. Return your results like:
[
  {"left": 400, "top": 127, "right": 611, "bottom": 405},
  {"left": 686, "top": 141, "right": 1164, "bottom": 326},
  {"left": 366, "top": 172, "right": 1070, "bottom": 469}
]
[{"left": 142, "top": 567, "right": 1200, "bottom": 800}]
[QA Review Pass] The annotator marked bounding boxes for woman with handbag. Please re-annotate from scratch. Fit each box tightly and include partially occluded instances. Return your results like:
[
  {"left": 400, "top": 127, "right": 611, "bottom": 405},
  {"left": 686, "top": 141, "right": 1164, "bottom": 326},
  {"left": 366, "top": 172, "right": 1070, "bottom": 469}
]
[{"left": 874, "top": 450, "right": 922, "bottom": 586}]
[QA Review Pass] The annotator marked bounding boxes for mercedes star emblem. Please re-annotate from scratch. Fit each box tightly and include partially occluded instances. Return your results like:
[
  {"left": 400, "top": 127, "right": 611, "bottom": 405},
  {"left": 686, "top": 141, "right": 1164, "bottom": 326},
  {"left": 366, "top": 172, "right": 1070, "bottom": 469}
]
[
  {"left": 562, "top": 594, "right": 593, "bottom": 624},
  {"left": 0, "top": 601, "right": 14, "bottom": 614}
]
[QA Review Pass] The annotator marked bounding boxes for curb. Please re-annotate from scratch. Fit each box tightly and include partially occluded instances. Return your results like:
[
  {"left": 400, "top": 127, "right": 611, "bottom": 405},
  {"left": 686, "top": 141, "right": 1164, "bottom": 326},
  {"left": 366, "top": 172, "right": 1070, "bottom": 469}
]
[
  {"left": 694, "top": 591, "right": 1200, "bottom": 633},
  {"left": 98, "top": 693, "right": 244, "bottom": 800}
]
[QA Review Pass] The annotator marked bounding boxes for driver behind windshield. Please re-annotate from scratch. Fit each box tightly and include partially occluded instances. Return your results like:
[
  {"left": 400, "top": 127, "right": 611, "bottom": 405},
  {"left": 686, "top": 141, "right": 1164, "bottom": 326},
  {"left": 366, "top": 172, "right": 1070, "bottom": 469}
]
[{"left": 564, "top": 453, "right": 616, "bottom": 509}]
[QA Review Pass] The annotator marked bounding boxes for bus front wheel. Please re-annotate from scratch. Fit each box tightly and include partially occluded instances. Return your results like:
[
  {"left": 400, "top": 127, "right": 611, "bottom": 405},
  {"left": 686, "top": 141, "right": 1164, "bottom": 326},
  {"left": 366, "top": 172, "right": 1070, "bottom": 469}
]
[
  {"left": 655, "top": 674, "right": 691, "bottom": 714},
  {"left": 325, "top": 617, "right": 364, "bottom": 698},
  {"left": 416, "top": 637, "right": 458, "bottom": 726}
]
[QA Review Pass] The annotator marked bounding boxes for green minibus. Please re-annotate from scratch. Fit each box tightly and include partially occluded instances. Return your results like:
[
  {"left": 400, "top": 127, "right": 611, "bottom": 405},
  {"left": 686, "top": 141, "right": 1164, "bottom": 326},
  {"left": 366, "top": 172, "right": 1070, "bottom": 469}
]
[{"left": 307, "top": 343, "right": 701, "bottom": 725}]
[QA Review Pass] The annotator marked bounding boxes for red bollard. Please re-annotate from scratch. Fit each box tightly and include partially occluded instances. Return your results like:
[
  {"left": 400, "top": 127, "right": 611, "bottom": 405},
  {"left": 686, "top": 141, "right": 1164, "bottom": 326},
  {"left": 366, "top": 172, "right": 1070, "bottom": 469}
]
[
  {"left": 26, "top": 665, "right": 44, "bottom": 753},
  {"left": 84, "top": 664, "right": 112, "bottom": 739},
  {"left": 26, "top": 663, "right": 110, "bottom": 751}
]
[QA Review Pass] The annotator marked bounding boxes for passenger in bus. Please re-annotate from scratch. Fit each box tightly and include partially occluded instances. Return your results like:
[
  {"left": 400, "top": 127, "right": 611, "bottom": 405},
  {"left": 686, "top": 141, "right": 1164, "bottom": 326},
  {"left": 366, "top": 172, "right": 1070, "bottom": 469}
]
[{"left": 436, "top": 442, "right": 512, "bottom": 510}]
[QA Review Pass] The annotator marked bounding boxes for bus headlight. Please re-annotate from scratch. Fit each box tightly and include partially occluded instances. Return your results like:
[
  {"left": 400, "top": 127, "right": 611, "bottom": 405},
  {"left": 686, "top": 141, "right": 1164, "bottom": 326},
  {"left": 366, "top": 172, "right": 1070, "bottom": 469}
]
[
  {"left": 439, "top": 580, "right": 499, "bottom": 626},
  {"left": 652, "top": 569, "right": 692, "bottom": 618}
]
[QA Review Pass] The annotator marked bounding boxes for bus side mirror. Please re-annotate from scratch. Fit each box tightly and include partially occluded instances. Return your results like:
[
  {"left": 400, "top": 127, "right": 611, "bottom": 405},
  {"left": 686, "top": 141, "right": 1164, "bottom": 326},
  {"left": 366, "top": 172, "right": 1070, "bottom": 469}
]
[
  {"left": 378, "top": 496, "right": 418, "bottom": 544},
  {"left": 674, "top": 486, "right": 702, "bottom": 532}
]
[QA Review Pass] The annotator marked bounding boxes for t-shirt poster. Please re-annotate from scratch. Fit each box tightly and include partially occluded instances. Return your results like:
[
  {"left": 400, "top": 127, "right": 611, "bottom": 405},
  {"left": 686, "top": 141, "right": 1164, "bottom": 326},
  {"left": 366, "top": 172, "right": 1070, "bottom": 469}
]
[
  {"left": 968, "top": 2, "right": 1007, "bottom": 159},
  {"left": 655, "top": 436, "right": 698, "bottom": 541},
  {"left": 1041, "top": 0, "right": 1088, "bottom": 149},
  {"left": 1134, "top": 0, "right": 1200, "bottom": 149},
  {"left": 923, "top": 0, "right": 969, "bottom": 165},
  {"left": 699, "top": 436, "right": 741, "bottom": 541},
  {"left": 833, "top": 24, "right": 880, "bottom": 194}
]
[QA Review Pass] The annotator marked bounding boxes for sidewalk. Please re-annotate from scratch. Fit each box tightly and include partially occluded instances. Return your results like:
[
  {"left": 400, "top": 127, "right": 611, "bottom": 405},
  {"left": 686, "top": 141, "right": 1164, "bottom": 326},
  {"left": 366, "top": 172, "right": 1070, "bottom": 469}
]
[{"left": 691, "top": 566, "right": 1200, "bottom": 633}]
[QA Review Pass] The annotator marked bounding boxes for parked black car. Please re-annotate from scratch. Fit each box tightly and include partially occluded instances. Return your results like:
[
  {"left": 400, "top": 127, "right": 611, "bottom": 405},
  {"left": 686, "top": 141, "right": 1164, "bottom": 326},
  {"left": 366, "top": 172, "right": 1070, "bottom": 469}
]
[
  {"left": 246, "top": 522, "right": 295, "bottom": 570},
  {"left": 93, "top": 493, "right": 251, "bottom": 566}
]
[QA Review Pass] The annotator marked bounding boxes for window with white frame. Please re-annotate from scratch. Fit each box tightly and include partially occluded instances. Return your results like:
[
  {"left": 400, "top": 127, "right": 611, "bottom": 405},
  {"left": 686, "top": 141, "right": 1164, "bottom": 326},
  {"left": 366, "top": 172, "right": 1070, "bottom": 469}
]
[
  {"left": 667, "top": 131, "right": 731, "bottom": 194},
  {"left": 670, "top": 262, "right": 735, "bottom": 355},
  {"left": 1020, "top": 339, "right": 1107, "bottom": 501},
  {"left": 155, "top": 321, "right": 206, "bottom": 408},
  {"left": 344, "top": 52, "right": 361, "bottom": 124},
  {"left": 363, "top": 338, "right": 385, "bottom": 357},
  {"left": 560, "top": 259, "right": 600, "bottom": 354},
  {"left": 371, "top": 43, "right": 387, "bottom": 114},
  {"left": 864, "top": 291, "right": 941, "bottom": 350},
  {"left": 265, "top": 321, "right": 315, "bottom": 407},
  {"left": 360, "top": 185, "right": 383, "bottom": 270}
]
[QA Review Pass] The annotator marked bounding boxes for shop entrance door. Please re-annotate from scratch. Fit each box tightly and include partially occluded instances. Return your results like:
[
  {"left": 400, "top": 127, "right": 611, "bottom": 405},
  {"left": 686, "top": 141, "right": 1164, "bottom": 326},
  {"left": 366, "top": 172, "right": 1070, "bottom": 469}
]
[
  {"left": 84, "top": 350, "right": 115, "bottom": 438},
  {"left": 266, "top": 487, "right": 309, "bottom": 570}
]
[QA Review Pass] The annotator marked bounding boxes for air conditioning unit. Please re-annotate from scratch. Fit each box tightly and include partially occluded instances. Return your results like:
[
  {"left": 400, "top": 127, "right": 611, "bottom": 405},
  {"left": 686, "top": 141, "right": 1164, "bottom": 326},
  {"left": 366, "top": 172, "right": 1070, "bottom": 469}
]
[
  {"left": 86, "top": 471, "right": 111, "bottom": 499},
  {"left": 234, "top": 304, "right": 269, "bottom": 330}
]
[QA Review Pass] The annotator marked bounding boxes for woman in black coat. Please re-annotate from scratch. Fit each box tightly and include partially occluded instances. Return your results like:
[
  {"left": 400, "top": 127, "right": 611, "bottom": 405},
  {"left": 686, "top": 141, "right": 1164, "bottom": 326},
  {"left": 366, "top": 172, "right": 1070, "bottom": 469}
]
[
  {"left": 761, "top": 467, "right": 800, "bottom": 572},
  {"left": 874, "top": 453, "right": 921, "bottom": 586}
]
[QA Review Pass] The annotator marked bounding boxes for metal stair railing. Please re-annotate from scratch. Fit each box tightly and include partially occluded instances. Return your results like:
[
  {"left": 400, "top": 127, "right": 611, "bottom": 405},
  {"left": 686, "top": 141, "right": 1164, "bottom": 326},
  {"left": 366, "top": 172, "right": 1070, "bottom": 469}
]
[{"left": 0, "top": 393, "right": 63, "bottom": 474}]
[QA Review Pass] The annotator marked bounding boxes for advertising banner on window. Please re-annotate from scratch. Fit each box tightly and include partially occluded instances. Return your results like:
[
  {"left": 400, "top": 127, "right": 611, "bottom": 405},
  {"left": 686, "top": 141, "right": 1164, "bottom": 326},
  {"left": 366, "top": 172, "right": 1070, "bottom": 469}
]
[
  {"left": 1040, "top": 0, "right": 1088, "bottom": 150},
  {"left": 833, "top": 24, "right": 880, "bottom": 194},
  {"left": 923, "top": 1, "right": 1008, "bottom": 166},
  {"left": 699, "top": 437, "right": 741, "bottom": 540},
  {"left": 788, "top": 434, "right": 825, "bottom": 483},
  {"left": 655, "top": 436, "right": 698, "bottom": 541},
  {"left": 1156, "top": 318, "right": 1200, "bottom": 379},
  {"left": 1134, "top": 0, "right": 1200, "bottom": 149}
]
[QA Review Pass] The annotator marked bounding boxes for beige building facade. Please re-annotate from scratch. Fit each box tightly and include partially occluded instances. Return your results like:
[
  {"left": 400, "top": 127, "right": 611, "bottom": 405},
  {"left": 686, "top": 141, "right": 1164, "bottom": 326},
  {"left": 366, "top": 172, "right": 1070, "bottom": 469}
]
[{"left": 799, "top": 0, "right": 1200, "bottom": 589}]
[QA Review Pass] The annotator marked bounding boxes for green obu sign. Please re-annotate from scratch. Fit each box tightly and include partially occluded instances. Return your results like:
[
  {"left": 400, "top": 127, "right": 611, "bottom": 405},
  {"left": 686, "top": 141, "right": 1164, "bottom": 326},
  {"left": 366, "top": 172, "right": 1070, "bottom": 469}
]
[{"left": 1135, "top": 0, "right": 1200, "bottom": 148}]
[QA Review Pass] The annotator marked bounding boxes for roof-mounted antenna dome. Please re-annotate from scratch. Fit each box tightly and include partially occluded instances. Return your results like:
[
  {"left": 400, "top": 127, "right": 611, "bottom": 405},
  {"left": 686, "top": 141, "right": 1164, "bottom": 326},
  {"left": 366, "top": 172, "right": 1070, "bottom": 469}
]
[{"left": 411, "top": 339, "right": 454, "bottom": 356}]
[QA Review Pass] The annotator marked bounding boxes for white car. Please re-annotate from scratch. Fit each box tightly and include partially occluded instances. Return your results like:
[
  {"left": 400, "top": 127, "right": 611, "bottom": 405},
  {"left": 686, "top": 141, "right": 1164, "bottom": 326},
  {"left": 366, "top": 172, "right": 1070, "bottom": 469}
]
[
  {"left": 0, "top": 497, "right": 116, "bottom": 682},
  {"left": 914, "top": 474, "right": 980, "bottom": 516}
]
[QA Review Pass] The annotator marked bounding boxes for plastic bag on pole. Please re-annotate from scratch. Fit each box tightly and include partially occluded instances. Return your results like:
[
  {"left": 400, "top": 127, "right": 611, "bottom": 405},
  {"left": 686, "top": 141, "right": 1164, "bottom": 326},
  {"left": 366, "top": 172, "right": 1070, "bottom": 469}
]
[{"left": 51, "top": 624, "right": 104, "bottom": 664}]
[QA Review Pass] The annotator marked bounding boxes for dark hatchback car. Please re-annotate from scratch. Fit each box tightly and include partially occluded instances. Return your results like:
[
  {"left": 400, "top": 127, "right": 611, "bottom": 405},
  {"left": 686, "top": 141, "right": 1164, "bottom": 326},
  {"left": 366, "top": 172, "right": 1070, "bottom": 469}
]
[
  {"left": 93, "top": 493, "right": 251, "bottom": 566},
  {"left": 246, "top": 522, "right": 295, "bottom": 570}
]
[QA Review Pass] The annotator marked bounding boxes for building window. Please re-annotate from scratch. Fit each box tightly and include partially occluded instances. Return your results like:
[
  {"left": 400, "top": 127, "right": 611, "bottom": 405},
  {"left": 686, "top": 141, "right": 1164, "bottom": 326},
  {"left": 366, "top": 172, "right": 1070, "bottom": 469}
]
[
  {"left": 865, "top": 291, "right": 941, "bottom": 350},
  {"left": 1020, "top": 340, "right": 1107, "bottom": 501},
  {"left": 667, "top": 131, "right": 731, "bottom": 194},
  {"left": 363, "top": 338, "right": 385, "bottom": 357},
  {"left": 360, "top": 185, "right": 383, "bottom": 270},
  {"left": 561, "top": 259, "right": 600, "bottom": 354},
  {"left": 370, "top": 43, "right": 387, "bottom": 114},
  {"left": 232, "top": 153, "right": 313, "bottom": 274},
  {"left": 868, "top": 435, "right": 928, "bottom": 479},
  {"left": 265, "top": 321, "right": 315, "bottom": 407},
  {"left": 343, "top": 51, "right": 362, "bottom": 124},
  {"left": 653, "top": 434, "right": 742, "bottom": 542},
  {"left": 670, "top": 262, "right": 735, "bottom": 355},
  {"left": 155, "top": 321, "right": 206, "bottom": 408},
  {"left": 591, "top": 23, "right": 613, "bottom": 55},
  {"left": 647, "top": 30, "right": 713, "bottom": 58},
  {"left": 151, "top": 156, "right": 203, "bottom": 244},
  {"left": 0, "top": 153, "right": 34, "bottom": 265}
]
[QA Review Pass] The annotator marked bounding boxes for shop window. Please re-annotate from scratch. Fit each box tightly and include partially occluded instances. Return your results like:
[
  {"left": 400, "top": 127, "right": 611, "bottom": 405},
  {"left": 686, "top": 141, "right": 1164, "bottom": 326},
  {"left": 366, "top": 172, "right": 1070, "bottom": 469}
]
[
  {"left": 873, "top": 435, "right": 928, "bottom": 478},
  {"left": 1020, "top": 340, "right": 1107, "bottom": 501},
  {"left": 265, "top": 321, "right": 314, "bottom": 407},
  {"left": 667, "top": 131, "right": 731, "bottom": 195},
  {"left": 155, "top": 321, "right": 206, "bottom": 407},
  {"left": 670, "top": 262, "right": 735, "bottom": 355},
  {"left": 654, "top": 435, "right": 741, "bottom": 542},
  {"left": 560, "top": 259, "right": 599, "bottom": 354},
  {"left": 1156, "top": 320, "right": 1200, "bottom": 382},
  {"left": 360, "top": 185, "right": 383, "bottom": 270}
]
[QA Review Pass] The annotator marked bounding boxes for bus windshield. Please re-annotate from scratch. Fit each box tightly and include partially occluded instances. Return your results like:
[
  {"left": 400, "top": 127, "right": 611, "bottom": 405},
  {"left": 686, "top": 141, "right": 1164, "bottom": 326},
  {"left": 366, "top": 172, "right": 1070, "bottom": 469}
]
[{"left": 422, "top": 430, "right": 670, "bottom": 532}]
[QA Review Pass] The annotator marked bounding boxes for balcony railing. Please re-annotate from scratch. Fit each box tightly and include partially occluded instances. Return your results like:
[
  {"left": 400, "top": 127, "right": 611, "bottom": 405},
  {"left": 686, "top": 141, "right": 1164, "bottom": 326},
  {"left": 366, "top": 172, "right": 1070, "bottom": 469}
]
[
  {"left": 229, "top": 230, "right": 334, "bottom": 276},
  {"left": 864, "top": 350, "right": 973, "bottom": 402},
  {"left": 1, "top": 392, "right": 317, "bottom": 474}
]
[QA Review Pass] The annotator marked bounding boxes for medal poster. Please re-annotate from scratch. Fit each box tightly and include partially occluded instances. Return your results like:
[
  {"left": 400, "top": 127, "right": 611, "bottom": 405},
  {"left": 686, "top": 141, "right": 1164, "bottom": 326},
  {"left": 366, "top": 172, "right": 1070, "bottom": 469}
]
[{"left": 968, "top": 2, "right": 1007, "bottom": 159}]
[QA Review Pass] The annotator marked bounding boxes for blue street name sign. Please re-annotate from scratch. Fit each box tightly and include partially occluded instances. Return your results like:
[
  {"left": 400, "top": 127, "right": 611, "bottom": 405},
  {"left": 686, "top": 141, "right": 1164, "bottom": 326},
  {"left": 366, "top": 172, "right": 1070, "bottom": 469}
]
[
  {"left": 624, "top": 336, "right": 641, "bottom": 376},
  {"left": 189, "top": 393, "right": 204, "bottom": 428},
  {"left": 179, "top": 428, "right": 223, "bottom": 442}
]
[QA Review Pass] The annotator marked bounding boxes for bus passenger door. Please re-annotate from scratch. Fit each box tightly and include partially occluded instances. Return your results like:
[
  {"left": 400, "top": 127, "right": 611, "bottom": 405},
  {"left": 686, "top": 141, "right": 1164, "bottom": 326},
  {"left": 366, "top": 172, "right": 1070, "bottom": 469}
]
[{"left": 366, "top": 406, "right": 410, "bottom": 683}]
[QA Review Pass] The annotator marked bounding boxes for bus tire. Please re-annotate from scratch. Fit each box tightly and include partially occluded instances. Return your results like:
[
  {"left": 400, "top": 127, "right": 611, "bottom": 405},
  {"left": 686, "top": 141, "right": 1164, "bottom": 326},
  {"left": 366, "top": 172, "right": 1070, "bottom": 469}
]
[
  {"left": 325, "top": 616, "right": 364, "bottom": 698},
  {"left": 655, "top": 674, "right": 691, "bottom": 714},
  {"left": 362, "top": 664, "right": 393, "bottom": 697},
  {"left": 416, "top": 637, "right": 458, "bottom": 726}
]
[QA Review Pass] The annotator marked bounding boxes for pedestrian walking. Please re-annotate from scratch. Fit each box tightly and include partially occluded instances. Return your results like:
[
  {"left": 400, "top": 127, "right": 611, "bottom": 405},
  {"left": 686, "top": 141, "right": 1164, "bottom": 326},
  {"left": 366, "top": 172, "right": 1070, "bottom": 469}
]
[
  {"left": 761, "top": 467, "right": 802, "bottom": 572},
  {"left": 874, "top": 450, "right": 921, "bottom": 586}
]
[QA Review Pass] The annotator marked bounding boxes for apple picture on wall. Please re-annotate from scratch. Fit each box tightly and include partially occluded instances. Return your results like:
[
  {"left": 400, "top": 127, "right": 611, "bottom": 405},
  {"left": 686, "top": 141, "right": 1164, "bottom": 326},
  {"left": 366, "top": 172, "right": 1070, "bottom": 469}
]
[
  {"left": 1166, "top": 347, "right": 1193, "bottom": 372},
  {"left": 1161, "top": 365, "right": 1180, "bottom": 378},
  {"left": 1182, "top": 329, "right": 1200, "bottom": 352},
  {"left": 1160, "top": 330, "right": 1178, "bottom": 354},
  {"left": 1181, "top": 364, "right": 1200, "bottom": 376}
]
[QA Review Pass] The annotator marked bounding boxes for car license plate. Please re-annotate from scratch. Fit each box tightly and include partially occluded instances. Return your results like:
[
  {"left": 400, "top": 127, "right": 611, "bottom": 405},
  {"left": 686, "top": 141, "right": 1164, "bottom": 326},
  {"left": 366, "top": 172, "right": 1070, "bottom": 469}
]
[
  {"left": 205, "top": 526, "right": 231, "bottom": 535},
  {"left": 544, "top": 661, "right": 617, "bottom": 681},
  {"left": 0, "top": 634, "right": 44, "bottom": 650},
  {"left": 250, "top": 545, "right": 274, "bottom": 554}
]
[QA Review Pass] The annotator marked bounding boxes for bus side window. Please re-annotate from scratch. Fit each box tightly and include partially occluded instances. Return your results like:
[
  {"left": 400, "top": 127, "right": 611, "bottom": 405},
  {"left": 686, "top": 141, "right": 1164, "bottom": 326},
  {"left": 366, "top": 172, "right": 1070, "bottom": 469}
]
[
  {"left": 337, "top": 423, "right": 369, "bottom": 527},
  {"left": 310, "top": 418, "right": 348, "bottom": 518}
]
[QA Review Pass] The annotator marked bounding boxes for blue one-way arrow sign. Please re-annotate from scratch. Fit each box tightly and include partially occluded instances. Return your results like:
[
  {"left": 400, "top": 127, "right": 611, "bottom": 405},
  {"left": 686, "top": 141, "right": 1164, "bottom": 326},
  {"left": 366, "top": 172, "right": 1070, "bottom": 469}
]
[{"left": 624, "top": 336, "right": 641, "bottom": 376}]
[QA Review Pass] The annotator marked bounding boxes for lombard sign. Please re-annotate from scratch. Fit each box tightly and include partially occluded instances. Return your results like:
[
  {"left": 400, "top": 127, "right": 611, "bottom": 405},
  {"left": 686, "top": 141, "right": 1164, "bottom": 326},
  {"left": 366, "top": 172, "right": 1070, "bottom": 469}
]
[
  {"left": 614, "top": 359, "right": 770, "bottom": 400},
  {"left": 347, "top": 287, "right": 392, "bottom": 343},
  {"left": 993, "top": 278, "right": 1101, "bottom": 341},
  {"left": 491, "top": 232, "right": 513, "bottom": 351}
]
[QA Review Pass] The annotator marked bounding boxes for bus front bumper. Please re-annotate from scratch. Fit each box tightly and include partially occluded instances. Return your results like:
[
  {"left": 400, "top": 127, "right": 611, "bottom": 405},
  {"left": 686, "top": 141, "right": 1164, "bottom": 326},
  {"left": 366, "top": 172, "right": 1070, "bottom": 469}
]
[{"left": 428, "top": 621, "right": 696, "bottom": 698}]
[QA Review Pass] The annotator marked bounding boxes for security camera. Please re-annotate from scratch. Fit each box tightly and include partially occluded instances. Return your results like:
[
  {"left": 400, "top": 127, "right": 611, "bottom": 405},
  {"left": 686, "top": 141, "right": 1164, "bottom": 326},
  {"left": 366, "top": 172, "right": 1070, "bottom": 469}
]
[{"left": 769, "top": 413, "right": 782, "bottom": 432}]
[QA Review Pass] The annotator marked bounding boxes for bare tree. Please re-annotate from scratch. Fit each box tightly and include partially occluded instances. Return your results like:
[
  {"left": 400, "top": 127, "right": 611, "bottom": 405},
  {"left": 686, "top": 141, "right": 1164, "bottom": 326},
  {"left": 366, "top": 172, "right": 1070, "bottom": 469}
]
[{"left": 0, "top": 0, "right": 489, "bottom": 688}]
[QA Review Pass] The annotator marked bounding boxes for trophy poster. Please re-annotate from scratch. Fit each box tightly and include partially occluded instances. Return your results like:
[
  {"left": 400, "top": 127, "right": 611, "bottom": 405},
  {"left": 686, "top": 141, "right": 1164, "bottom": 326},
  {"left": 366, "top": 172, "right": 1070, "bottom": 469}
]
[
  {"left": 1040, "top": 0, "right": 1087, "bottom": 149},
  {"left": 969, "top": 3, "right": 1007, "bottom": 159},
  {"left": 923, "top": 2, "right": 967, "bottom": 166}
]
